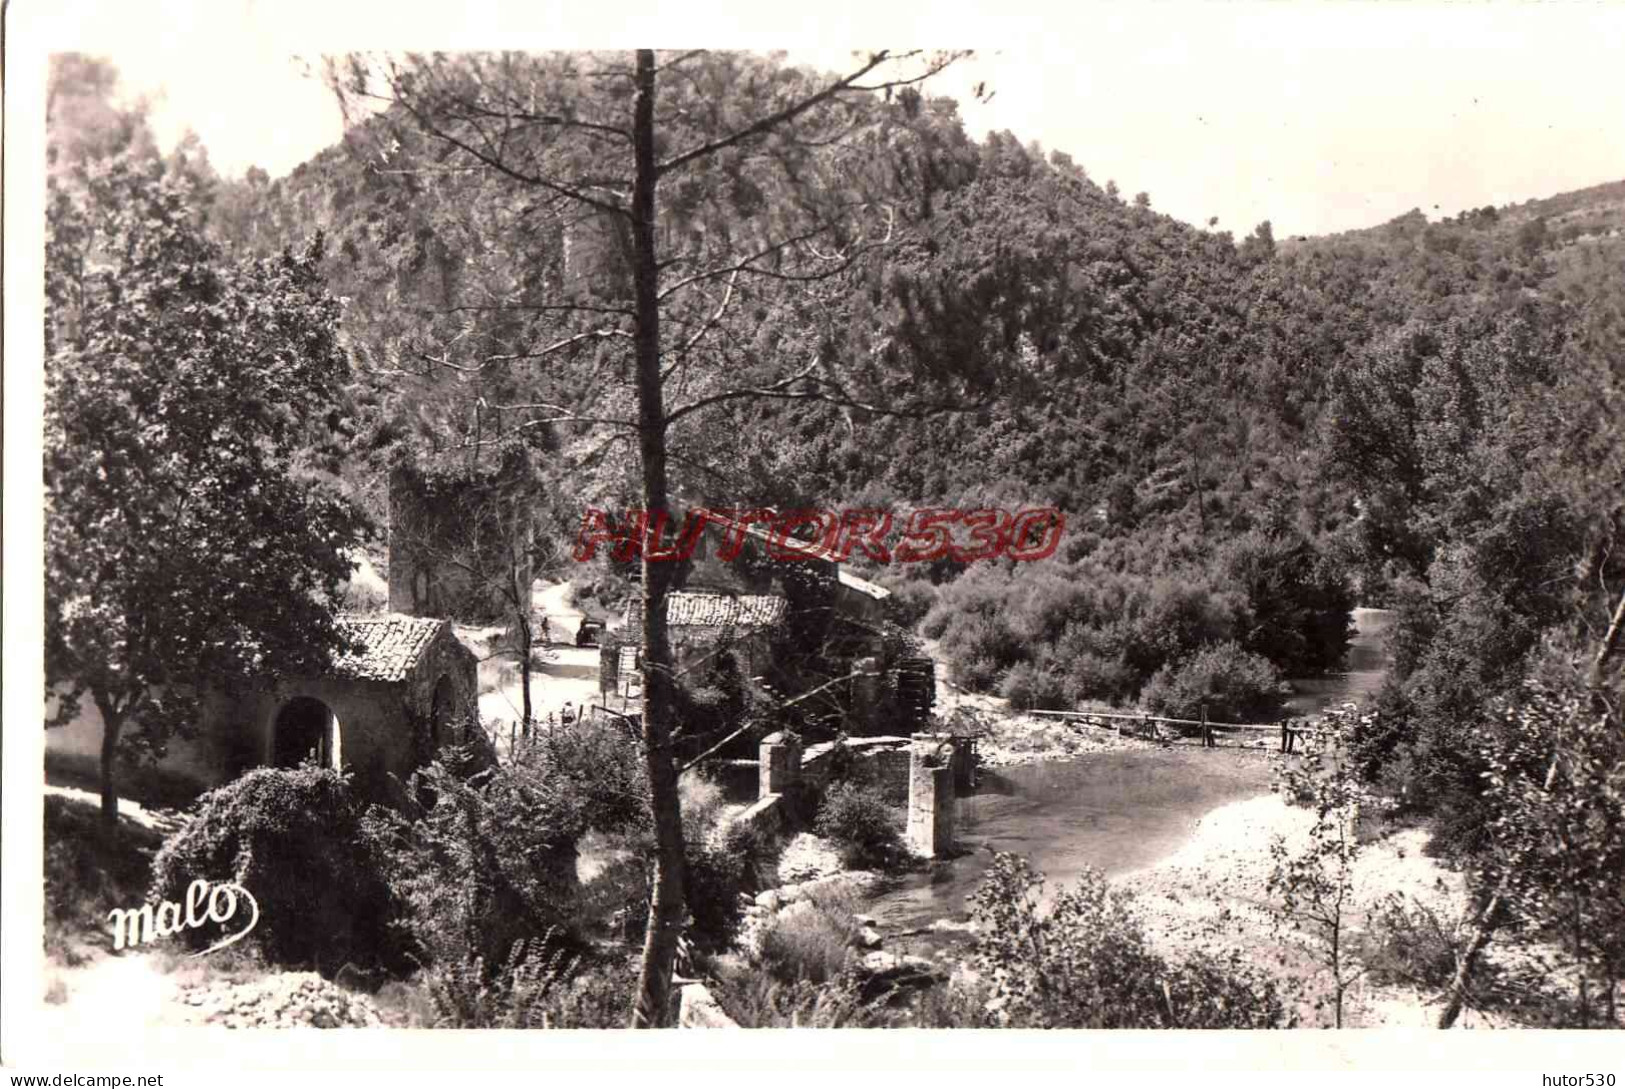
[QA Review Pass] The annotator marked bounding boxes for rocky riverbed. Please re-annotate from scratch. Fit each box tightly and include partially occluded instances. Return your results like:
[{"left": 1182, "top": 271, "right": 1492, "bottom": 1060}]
[
  {"left": 974, "top": 711, "right": 1160, "bottom": 768},
  {"left": 176, "top": 972, "right": 395, "bottom": 1028}
]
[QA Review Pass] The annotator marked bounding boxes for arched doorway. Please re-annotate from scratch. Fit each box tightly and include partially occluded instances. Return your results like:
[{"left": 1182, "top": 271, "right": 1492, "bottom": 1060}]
[
  {"left": 272, "top": 696, "right": 342, "bottom": 769},
  {"left": 429, "top": 674, "right": 457, "bottom": 751}
]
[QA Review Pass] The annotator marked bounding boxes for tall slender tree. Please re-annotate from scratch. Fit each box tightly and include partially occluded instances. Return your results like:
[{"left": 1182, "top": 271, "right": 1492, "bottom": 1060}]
[{"left": 326, "top": 47, "right": 981, "bottom": 1026}]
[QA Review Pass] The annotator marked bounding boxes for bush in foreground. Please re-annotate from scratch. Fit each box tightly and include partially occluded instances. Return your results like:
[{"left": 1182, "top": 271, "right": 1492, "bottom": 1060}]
[
  {"left": 420, "top": 940, "right": 637, "bottom": 1028},
  {"left": 367, "top": 722, "right": 648, "bottom": 978},
  {"left": 968, "top": 853, "right": 1292, "bottom": 1028},
  {"left": 755, "top": 890, "right": 864, "bottom": 986},
  {"left": 45, "top": 794, "right": 163, "bottom": 964},
  {"left": 150, "top": 764, "right": 403, "bottom": 971},
  {"left": 577, "top": 773, "right": 781, "bottom": 954},
  {"left": 814, "top": 782, "right": 907, "bottom": 870}
]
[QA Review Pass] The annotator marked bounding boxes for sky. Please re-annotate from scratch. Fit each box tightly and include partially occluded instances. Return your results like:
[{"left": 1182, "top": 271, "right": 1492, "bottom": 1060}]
[{"left": 26, "top": 0, "right": 1625, "bottom": 238}]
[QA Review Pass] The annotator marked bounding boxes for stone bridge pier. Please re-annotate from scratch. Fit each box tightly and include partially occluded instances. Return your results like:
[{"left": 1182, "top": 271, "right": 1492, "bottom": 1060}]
[{"left": 906, "top": 733, "right": 958, "bottom": 859}]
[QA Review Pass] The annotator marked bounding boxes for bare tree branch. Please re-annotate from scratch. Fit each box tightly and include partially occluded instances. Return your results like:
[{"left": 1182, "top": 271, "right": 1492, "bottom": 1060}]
[
  {"left": 661, "top": 269, "right": 741, "bottom": 380},
  {"left": 663, "top": 363, "right": 990, "bottom": 426},
  {"left": 414, "top": 327, "right": 633, "bottom": 374}
]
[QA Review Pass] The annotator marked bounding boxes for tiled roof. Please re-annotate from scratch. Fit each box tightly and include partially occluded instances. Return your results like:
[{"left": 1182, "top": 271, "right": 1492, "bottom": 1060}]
[
  {"left": 332, "top": 614, "right": 451, "bottom": 682},
  {"left": 668, "top": 592, "right": 788, "bottom": 628},
  {"left": 622, "top": 592, "right": 788, "bottom": 633}
]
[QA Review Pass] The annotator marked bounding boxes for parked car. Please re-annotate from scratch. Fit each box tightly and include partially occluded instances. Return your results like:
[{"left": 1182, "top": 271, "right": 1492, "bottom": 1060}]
[{"left": 576, "top": 620, "right": 605, "bottom": 647}]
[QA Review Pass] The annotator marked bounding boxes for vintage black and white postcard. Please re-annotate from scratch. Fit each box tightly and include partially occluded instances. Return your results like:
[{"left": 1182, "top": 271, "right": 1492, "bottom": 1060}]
[{"left": 5, "top": 0, "right": 1624, "bottom": 1078}]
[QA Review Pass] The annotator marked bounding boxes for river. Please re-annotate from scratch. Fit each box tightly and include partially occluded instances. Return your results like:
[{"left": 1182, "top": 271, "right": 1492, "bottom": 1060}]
[
  {"left": 1281, "top": 606, "right": 1396, "bottom": 717},
  {"left": 863, "top": 607, "right": 1395, "bottom": 940}
]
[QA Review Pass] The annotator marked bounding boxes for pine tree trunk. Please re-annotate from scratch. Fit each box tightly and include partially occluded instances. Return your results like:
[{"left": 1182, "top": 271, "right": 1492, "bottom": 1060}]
[
  {"left": 97, "top": 698, "right": 124, "bottom": 830},
  {"left": 519, "top": 610, "right": 534, "bottom": 740},
  {"left": 628, "top": 47, "right": 688, "bottom": 1029}
]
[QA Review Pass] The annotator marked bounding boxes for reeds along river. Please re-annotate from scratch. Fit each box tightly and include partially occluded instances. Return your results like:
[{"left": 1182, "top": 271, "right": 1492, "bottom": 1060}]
[{"left": 864, "top": 608, "right": 1395, "bottom": 939}]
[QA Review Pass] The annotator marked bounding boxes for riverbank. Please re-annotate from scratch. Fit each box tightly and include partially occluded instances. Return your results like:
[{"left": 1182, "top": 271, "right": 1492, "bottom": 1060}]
[
  {"left": 974, "top": 709, "right": 1160, "bottom": 768},
  {"left": 1116, "top": 791, "right": 1506, "bottom": 1028},
  {"left": 861, "top": 742, "right": 1279, "bottom": 949}
]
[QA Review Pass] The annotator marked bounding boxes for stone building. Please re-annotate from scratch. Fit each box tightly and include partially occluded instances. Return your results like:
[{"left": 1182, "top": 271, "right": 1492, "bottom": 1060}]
[
  {"left": 46, "top": 614, "right": 484, "bottom": 807},
  {"left": 599, "top": 591, "right": 789, "bottom": 705},
  {"left": 387, "top": 459, "right": 536, "bottom": 624},
  {"left": 593, "top": 510, "right": 931, "bottom": 733}
]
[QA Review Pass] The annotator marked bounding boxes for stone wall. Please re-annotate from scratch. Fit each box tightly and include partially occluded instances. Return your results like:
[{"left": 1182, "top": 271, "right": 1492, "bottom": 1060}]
[
  {"left": 255, "top": 676, "right": 418, "bottom": 805},
  {"left": 756, "top": 733, "right": 960, "bottom": 859},
  {"left": 406, "top": 625, "right": 483, "bottom": 759},
  {"left": 387, "top": 463, "right": 534, "bottom": 623},
  {"left": 758, "top": 733, "right": 803, "bottom": 798},
  {"left": 598, "top": 630, "right": 625, "bottom": 695},
  {"left": 872, "top": 748, "right": 914, "bottom": 805},
  {"left": 906, "top": 744, "right": 956, "bottom": 859}
]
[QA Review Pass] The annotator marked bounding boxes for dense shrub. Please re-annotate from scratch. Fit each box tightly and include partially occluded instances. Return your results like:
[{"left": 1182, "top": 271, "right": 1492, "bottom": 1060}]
[
  {"left": 710, "top": 970, "right": 889, "bottom": 1028},
  {"left": 755, "top": 893, "right": 862, "bottom": 986},
  {"left": 968, "top": 853, "right": 1292, "bottom": 1028},
  {"left": 1139, "top": 640, "right": 1289, "bottom": 722},
  {"left": 684, "top": 829, "right": 751, "bottom": 951},
  {"left": 1363, "top": 895, "right": 1467, "bottom": 993},
  {"left": 684, "top": 774, "right": 789, "bottom": 949},
  {"left": 45, "top": 794, "right": 163, "bottom": 963},
  {"left": 367, "top": 760, "right": 583, "bottom": 975},
  {"left": 1054, "top": 647, "right": 1138, "bottom": 705},
  {"left": 367, "top": 723, "right": 649, "bottom": 975},
  {"left": 517, "top": 718, "right": 651, "bottom": 836},
  {"left": 881, "top": 574, "right": 938, "bottom": 630},
  {"left": 998, "top": 660, "right": 1068, "bottom": 710},
  {"left": 1220, "top": 530, "right": 1355, "bottom": 674},
  {"left": 422, "top": 939, "right": 637, "bottom": 1028},
  {"left": 150, "top": 764, "right": 404, "bottom": 971},
  {"left": 814, "top": 782, "right": 907, "bottom": 870},
  {"left": 709, "top": 885, "right": 888, "bottom": 1026},
  {"left": 583, "top": 774, "right": 780, "bottom": 953}
]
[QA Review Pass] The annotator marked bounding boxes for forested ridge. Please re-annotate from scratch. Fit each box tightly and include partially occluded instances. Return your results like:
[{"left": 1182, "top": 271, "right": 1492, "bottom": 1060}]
[{"left": 168, "top": 61, "right": 1625, "bottom": 725}]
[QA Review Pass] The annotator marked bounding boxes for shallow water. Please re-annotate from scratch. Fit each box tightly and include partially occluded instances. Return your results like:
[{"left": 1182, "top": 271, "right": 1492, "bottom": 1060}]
[
  {"left": 865, "top": 608, "right": 1396, "bottom": 937},
  {"left": 1282, "top": 607, "right": 1395, "bottom": 717},
  {"left": 865, "top": 748, "right": 1277, "bottom": 935}
]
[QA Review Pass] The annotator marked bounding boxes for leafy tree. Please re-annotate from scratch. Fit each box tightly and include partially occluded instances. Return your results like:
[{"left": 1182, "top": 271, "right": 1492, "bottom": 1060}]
[
  {"left": 366, "top": 722, "right": 649, "bottom": 976},
  {"left": 1239, "top": 219, "right": 1275, "bottom": 266},
  {"left": 1267, "top": 711, "right": 1369, "bottom": 1027},
  {"left": 44, "top": 152, "right": 368, "bottom": 826},
  {"left": 1220, "top": 528, "right": 1353, "bottom": 673},
  {"left": 1434, "top": 596, "right": 1625, "bottom": 1029},
  {"left": 1475, "top": 677, "right": 1625, "bottom": 1026},
  {"left": 46, "top": 54, "right": 157, "bottom": 182},
  {"left": 1140, "top": 640, "right": 1289, "bottom": 723},
  {"left": 388, "top": 452, "right": 569, "bottom": 735}
]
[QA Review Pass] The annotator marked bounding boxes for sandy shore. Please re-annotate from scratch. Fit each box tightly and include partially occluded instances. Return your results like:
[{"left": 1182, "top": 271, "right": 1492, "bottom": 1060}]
[{"left": 1115, "top": 791, "right": 1509, "bottom": 1028}]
